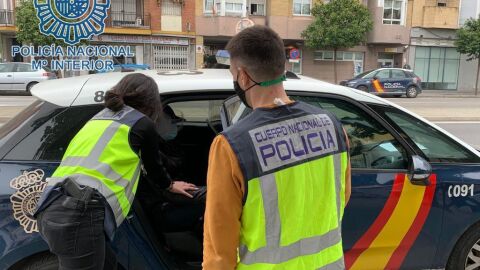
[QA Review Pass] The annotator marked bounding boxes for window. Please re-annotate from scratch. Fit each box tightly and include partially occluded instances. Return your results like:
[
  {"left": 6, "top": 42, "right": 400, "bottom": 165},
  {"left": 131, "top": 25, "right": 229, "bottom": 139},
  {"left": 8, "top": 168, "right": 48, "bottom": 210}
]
[
  {"left": 379, "top": 107, "right": 480, "bottom": 163},
  {"left": 293, "top": 0, "right": 311, "bottom": 15},
  {"left": 205, "top": 0, "right": 214, "bottom": 12},
  {"left": 383, "top": 0, "right": 404, "bottom": 25},
  {"left": 375, "top": 70, "right": 391, "bottom": 79},
  {"left": 16, "top": 64, "right": 33, "bottom": 72},
  {"left": 162, "top": 0, "right": 182, "bottom": 16},
  {"left": 414, "top": 47, "right": 460, "bottom": 90},
  {"left": 225, "top": 2, "right": 243, "bottom": 13},
  {"left": 391, "top": 69, "right": 406, "bottom": 79},
  {"left": 5, "top": 105, "right": 102, "bottom": 161},
  {"left": 292, "top": 96, "right": 408, "bottom": 169},
  {"left": 314, "top": 51, "right": 364, "bottom": 61},
  {"left": 250, "top": 0, "right": 265, "bottom": 16},
  {"left": 0, "top": 63, "right": 14, "bottom": 72},
  {"left": 168, "top": 100, "right": 224, "bottom": 122},
  {"left": 437, "top": 0, "right": 446, "bottom": 7}
]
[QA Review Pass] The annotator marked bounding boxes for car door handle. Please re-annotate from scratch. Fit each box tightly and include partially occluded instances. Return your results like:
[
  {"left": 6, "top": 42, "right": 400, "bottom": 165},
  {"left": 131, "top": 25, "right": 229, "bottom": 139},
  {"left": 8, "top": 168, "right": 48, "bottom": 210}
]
[{"left": 6, "top": 75, "right": 12, "bottom": 77}]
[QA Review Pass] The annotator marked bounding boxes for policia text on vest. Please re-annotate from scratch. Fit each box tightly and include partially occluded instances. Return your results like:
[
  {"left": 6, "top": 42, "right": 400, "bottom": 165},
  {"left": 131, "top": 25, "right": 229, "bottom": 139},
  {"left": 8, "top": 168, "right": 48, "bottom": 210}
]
[{"left": 222, "top": 102, "right": 349, "bottom": 269}]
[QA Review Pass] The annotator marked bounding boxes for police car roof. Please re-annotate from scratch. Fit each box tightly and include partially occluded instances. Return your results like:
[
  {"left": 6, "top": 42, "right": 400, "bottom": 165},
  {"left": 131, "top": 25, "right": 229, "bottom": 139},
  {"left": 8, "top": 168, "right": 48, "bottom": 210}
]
[{"left": 31, "top": 69, "right": 388, "bottom": 107}]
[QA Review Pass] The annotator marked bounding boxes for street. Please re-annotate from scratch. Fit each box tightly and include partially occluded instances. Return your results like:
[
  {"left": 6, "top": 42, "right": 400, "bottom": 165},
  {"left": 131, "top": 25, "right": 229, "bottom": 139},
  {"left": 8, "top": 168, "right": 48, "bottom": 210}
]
[{"left": 0, "top": 95, "right": 479, "bottom": 148}]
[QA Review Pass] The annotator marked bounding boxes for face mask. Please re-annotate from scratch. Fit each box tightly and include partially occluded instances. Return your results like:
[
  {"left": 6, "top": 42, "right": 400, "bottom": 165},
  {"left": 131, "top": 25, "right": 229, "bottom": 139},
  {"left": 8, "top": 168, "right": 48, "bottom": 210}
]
[
  {"left": 233, "top": 72, "right": 287, "bottom": 108},
  {"left": 233, "top": 73, "right": 257, "bottom": 109}
]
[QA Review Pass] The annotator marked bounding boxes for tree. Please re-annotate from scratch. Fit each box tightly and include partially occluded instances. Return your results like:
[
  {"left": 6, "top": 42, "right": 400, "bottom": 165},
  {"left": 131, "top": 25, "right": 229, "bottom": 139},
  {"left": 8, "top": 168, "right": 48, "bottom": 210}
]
[
  {"left": 302, "top": 0, "right": 373, "bottom": 84},
  {"left": 456, "top": 17, "right": 480, "bottom": 95},
  {"left": 15, "top": 0, "right": 66, "bottom": 47}
]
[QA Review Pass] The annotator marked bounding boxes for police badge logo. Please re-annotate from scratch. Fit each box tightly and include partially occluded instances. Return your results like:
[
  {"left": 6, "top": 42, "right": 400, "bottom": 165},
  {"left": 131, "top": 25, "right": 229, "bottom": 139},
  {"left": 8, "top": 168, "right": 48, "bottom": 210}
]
[
  {"left": 34, "top": 0, "right": 111, "bottom": 45},
  {"left": 10, "top": 169, "right": 47, "bottom": 233}
]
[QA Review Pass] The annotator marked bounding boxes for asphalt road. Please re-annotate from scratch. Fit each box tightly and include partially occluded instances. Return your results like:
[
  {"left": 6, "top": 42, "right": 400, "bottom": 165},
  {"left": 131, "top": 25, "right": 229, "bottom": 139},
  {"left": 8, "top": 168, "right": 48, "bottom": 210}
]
[{"left": 0, "top": 95, "right": 478, "bottom": 148}]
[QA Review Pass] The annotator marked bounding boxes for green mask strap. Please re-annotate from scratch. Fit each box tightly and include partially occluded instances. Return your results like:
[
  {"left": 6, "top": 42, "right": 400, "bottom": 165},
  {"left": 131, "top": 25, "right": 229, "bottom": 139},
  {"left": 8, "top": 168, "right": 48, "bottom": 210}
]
[{"left": 258, "top": 74, "right": 287, "bottom": 87}]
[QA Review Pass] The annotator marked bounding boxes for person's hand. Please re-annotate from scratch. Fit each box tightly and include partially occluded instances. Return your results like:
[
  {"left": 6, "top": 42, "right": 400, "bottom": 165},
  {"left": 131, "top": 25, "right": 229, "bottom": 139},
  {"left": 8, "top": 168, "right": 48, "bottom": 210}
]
[{"left": 168, "top": 181, "right": 198, "bottom": 198}]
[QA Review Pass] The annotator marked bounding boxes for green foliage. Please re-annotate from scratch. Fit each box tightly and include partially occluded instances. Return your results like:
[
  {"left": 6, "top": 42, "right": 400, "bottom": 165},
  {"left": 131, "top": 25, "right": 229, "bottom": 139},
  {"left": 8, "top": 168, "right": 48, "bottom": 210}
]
[
  {"left": 302, "top": 0, "right": 373, "bottom": 50},
  {"left": 15, "top": 0, "right": 66, "bottom": 46},
  {"left": 455, "top": 18, "right": 480, "bottom": 61}
]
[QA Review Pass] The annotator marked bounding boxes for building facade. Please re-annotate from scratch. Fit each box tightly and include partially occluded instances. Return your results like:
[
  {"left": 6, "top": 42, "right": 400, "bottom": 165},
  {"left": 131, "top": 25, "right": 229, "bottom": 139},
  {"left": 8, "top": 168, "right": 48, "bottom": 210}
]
[
  {"left": 457, "top": 0, "right": 480, "bottom": 91},
  {"left": 196, "top": 0, "right": 412, "bottom": 83},
  {"left": 3, "top": 0, "right": 200, "bottom": 72},
  {"left": 405, "top": 0, "right": 462, "bottom": 90}
]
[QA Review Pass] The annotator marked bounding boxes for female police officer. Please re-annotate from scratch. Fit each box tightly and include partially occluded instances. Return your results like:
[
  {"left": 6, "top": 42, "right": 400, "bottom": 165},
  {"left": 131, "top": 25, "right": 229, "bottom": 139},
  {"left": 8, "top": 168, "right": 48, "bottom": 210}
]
[{"left": 34, "top": 73, "right": 197, "bottom": 270}]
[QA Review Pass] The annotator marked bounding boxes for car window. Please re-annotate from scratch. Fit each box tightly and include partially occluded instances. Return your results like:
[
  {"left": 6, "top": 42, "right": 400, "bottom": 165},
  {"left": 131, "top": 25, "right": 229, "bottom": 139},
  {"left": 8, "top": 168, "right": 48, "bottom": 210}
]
[
  {"left": 375, "top": 70, "right": 391, "bottom": 79},
  {"left": 0, "top": 63, "right": 14, "bottom": 73},
  {"left": 391, "top": 70, "right": 407, "bottom": 79},
  {"left": 16, "top": 64, "right": 33, "bottom": 72},
  {"left": 4, "top": 105, "right": 102, "bottom": 161},
  {"left": 293, "top": 96, "right": 408, "bottom": 169},
  {"left": 377, "top": 106, "right": 480, "bottom": 163},
  {"left": 168, "top": 100, "right": 224, "bottom": 122},
  {"left": 355, "top": 69, "right": 375, "bottom": 79}
]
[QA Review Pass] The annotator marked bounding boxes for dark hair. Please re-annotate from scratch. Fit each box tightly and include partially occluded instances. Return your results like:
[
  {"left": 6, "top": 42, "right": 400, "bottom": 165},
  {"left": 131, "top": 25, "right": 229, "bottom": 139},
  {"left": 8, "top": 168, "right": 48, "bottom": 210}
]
[
  {"left": 226, "top": 25, "right": 286, "bottom": 81},
  {"left": 105, "top": 73, "right": 161, "bottom": 122}
]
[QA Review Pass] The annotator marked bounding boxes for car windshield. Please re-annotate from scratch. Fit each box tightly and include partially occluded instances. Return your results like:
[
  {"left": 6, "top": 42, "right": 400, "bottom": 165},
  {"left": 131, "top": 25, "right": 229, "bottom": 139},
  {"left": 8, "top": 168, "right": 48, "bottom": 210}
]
[{"left": 355, "top": 69, "right": 375, "bottom": 79}]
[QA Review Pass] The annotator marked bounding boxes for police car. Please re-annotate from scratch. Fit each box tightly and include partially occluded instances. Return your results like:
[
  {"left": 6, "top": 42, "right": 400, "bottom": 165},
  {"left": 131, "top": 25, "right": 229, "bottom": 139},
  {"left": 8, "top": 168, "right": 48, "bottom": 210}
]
[
  {"left": 340, "top": 68, "right": 423, "bottom": 98},
  {"left": 0, "top": 69, "right": 479, "bottom": 270}
]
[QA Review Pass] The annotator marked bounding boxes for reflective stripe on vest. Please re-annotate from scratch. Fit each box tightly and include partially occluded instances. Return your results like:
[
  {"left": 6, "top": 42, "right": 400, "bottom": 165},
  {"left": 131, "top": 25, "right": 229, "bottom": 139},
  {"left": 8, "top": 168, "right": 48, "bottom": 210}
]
[
  {"left": 222, "top": 102, "right": 349, "bottom": 270},
  {"left": 48, "top": 106, "right": 144, "bottom": 226}
]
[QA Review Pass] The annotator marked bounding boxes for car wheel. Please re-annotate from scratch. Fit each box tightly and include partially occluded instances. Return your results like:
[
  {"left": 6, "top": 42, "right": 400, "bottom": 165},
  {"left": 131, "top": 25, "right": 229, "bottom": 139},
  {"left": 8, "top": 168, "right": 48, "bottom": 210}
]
[
  {"left": 26, "top": 82, "right": 38, "bottom": 94},
  {"left": 357, "top": 85, "right": 368, "bottom": 92},
  {"left": 406, "top": 86, "right": 418, "bottom": 98},
  {"left": 447, "top": 223, "right": 480, "bottom": 270},
  {"left": 11, "top": 252, "right": 58, "bottom": 270}
]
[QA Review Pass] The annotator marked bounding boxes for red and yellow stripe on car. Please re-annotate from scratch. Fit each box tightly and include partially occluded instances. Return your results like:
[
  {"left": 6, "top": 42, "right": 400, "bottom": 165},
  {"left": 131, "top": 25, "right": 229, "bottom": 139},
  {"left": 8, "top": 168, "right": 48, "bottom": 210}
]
[
  {"left": 372, "top": 79, "right": 385, "bottom": 93},
  {"left": 345, "top": 173, "right": 437, "bottom": 270}
]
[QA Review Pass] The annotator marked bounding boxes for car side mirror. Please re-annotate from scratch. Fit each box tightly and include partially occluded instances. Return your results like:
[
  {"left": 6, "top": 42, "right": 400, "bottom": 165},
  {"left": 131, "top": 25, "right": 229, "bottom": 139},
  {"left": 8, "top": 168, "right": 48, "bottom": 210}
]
[{"left": 409, "top": 155, "right": 432, "bottom": 186}]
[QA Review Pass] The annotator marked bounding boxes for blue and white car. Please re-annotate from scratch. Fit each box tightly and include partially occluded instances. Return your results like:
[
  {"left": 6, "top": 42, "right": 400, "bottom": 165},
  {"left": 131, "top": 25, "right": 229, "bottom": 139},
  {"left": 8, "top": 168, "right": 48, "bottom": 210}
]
[
  {"left": 340, "top": 68, "right": 423, "bottom": 98},
  {"left": 0, "top": 70, "right": 479, "bottom": 269}
]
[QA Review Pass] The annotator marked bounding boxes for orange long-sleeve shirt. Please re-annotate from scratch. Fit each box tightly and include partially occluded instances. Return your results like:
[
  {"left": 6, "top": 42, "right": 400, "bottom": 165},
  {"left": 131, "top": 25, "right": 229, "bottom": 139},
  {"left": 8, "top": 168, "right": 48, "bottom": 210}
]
[
  {"left": 203, "top": 126, "right": 351, "bottom": 270},
  {"left": 203, "top": 135, "right": 244, "bottom": 270}
]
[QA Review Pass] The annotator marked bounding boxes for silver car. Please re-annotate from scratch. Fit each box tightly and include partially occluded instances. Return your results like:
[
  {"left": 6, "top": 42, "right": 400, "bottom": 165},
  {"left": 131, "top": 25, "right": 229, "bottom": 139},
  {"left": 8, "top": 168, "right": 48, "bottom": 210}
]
[{"left": 0, "top": 62, "right": 57, "bottom": 93}]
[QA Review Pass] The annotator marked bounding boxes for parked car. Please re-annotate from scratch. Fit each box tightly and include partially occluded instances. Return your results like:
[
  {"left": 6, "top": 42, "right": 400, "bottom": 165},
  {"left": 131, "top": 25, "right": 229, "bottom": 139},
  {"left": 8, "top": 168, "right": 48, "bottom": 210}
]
[
  {"left": 0, "top": 70, "right": 479, "bottom": 270},
  {"left": 340, "top": 68, "right": 422, "bottom": 98},
  {"left": 0, "top": 62, "right": 56, "bottom": 93}
]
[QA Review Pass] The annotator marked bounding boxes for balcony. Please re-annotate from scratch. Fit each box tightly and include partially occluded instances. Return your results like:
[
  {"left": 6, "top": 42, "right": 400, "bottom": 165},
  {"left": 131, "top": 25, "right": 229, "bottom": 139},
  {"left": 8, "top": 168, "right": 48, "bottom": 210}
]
[
  {"left": 105, "top": 12, "right": 150, "bottom": 28},
  {"left": 0, "top": 10, "right": 14, "bottom": 26},
  {"left": 197, "top": 15, "right": 266, "bottom": 37},
  {"left": 422, "top": 6, "right": 459, "bottom": 29}
]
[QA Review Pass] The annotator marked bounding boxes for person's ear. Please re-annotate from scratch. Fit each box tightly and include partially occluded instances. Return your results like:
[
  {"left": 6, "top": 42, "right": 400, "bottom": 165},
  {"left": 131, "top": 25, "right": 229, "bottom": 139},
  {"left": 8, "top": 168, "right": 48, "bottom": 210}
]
[{"left": 238, "top": 68, "right": 250, "bottom": 87}]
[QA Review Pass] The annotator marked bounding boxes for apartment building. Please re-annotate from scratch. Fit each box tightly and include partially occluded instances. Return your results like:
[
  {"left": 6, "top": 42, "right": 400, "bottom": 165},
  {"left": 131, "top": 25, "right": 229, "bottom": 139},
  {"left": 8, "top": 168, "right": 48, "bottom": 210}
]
[
  {"left": 457, "top": 0, "right": 480, "bottom": 91},
  {"left": 196, "top": 0, "right": 411, "bottom": 83},
  {"left": 0, "top": 0, "right": 16, "bottom": 62},
  {"left": 405, "top": 0, "right": 462, "bottom": 90},
  {"left": 2, "top": 0, "right": 199, "bottom": 71}
]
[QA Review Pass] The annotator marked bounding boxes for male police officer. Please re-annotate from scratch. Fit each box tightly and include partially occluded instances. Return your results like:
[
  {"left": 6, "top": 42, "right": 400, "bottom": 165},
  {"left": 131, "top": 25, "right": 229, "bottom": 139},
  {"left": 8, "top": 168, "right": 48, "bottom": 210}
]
[{"left": 203, "top": 26, "right": 351, "bottom": 270}]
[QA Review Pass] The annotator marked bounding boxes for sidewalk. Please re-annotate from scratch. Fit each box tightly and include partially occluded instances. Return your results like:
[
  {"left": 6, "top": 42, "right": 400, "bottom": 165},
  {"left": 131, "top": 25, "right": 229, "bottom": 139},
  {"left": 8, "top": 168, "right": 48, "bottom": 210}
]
[{"left": 420, "top": 89, "right": 480, "bottom": 98}]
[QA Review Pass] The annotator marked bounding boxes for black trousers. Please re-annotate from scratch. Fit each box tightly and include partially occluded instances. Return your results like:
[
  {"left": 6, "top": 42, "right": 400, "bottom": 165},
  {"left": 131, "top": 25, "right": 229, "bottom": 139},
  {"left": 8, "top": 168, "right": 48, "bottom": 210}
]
[{"left": 37, "top": 193, "right": 117, "bottom": 270}]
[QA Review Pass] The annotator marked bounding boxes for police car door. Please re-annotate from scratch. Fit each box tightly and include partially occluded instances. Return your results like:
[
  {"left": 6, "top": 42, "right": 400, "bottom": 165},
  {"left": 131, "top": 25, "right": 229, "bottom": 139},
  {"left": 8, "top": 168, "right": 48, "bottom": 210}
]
[{"left": 220, "top": 94, "right": 441, "bottom": 270}]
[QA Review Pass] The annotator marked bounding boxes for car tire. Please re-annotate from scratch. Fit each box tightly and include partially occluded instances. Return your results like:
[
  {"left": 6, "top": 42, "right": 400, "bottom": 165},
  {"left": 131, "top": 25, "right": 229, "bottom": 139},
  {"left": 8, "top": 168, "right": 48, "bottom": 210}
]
[
  {"left": 357, "top": 85, "right": 368, "bottom": 92},
  {"left": 447, "top": 223, "right": 480, "bottom": 270},
  {"left": 406, "top": 86, "right": 418, "bottom": 98},
  {"left": 26, "top": 82, "right": 38, "bottom": 94},
  {"left": 11, "top": 252, "right": 58, "bottom": 270}
]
